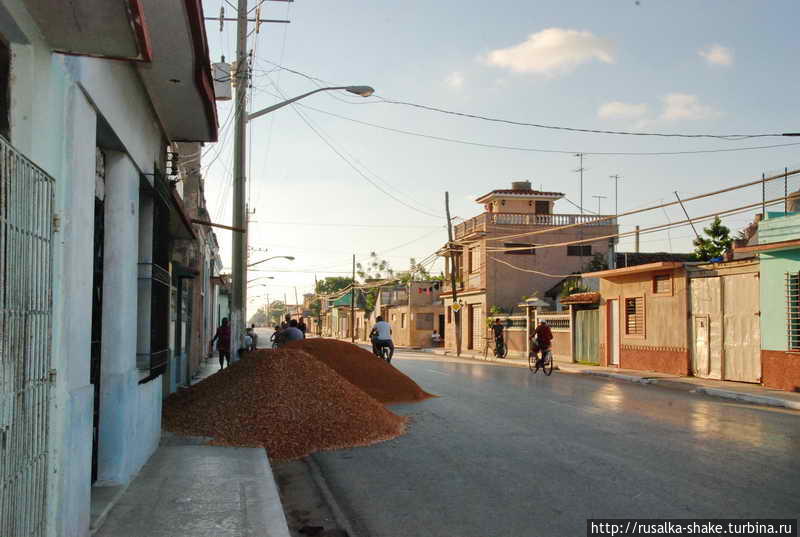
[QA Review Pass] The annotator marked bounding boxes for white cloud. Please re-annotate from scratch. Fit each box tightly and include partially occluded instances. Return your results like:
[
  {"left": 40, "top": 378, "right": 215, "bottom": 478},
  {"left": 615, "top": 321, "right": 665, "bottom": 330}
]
[
  {"left": 484, "top": 28, "right": 615, "bottom": 77},
  {"left": 597, "top": 101, "right": 649, "bottom": 120},
  {"left": 445, "top": 71, "right": 465, "bottom": 90},
  {"left": 699, "top": 44, "right": 733, "bottom": 66},
  {"left": 660, "top": 93, "right": 718, "bottom": 121}
]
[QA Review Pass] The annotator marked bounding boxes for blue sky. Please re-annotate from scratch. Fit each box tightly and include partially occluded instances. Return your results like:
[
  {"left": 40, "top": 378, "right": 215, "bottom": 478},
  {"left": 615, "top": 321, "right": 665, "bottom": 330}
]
[{"left": 199, "top": 0, "right": 800, "bottom": 311}]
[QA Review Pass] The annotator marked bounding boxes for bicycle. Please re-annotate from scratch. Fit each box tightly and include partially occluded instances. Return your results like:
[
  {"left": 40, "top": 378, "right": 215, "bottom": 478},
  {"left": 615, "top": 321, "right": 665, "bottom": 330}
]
[
  {"left": 373, "top": 340, "right": 392, "bottom": 363},
  {"left": 483, "top": 336, "right": 509, "bottom": 359},
  {"left": 528, "top": 346, "right": 554, "bottom": 376}
]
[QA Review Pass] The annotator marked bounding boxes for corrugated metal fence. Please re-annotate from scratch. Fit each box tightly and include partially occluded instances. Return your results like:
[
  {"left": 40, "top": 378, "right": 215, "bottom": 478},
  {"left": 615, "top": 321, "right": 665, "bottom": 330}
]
[{"left": 0, "top": 137, "right": 55, "bottom": 537}]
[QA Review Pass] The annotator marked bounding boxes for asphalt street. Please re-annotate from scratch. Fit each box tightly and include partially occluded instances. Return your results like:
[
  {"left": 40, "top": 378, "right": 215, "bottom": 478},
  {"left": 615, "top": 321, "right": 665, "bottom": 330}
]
[{"left": 313, "top": 350, "right": 800, "bottom": 537}]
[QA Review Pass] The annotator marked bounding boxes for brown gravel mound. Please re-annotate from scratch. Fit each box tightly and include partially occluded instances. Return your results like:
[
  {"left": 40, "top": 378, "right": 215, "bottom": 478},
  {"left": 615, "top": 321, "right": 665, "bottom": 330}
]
[
  {"left": 163, "top": 349, "right": 407, "bottom": 460},
  {"left": 283, "top": 338, "right": 436, "bottom": 404}
]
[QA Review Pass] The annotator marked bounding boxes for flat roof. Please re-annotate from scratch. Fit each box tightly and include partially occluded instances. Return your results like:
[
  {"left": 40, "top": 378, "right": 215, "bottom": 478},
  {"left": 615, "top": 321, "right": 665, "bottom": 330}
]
[
  {"left": 735, "top": 238, "right": 800, "bottom": 254},
  {"left": 583, "top": 261, "right": 684, "bottom": 279}
]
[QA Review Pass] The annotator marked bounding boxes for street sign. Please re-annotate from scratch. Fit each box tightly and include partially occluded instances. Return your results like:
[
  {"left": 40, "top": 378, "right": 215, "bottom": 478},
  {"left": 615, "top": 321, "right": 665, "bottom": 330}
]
[{"left": 451, "top": 303, "right": 462, "bottom": 313}]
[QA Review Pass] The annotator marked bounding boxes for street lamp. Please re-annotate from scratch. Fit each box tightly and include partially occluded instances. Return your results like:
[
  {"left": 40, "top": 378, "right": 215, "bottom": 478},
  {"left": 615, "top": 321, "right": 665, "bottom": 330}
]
[
  {"left": 247, "top": 276, "right": 275, "bottom": 284},
  {"left": 247, "top": 86, "right": 375, "bottom": 122},
  {"left": 248, "top": 255, "right": 295, "bottom": 268},
  {"left": 231, "top": 81, "right": 374, "bottom": 363}
]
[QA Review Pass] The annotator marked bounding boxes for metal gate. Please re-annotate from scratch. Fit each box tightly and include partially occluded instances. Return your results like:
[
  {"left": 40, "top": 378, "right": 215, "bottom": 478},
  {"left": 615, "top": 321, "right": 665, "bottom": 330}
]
[{"left": 0, "top": 137, "right": 55, "bottom": 537}]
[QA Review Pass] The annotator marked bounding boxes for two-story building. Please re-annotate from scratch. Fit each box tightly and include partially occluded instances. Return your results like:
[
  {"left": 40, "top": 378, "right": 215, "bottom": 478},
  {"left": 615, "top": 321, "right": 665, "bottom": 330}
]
[{"left": 438, "top": 181, "right": 618, "bottom": 353}]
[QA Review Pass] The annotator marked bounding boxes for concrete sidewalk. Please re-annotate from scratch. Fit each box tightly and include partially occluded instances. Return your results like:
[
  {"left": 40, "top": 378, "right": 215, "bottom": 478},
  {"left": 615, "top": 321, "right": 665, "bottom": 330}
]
[
  {"left": 93, "top": 434, "right": 290, "bottom": 537},
  {"left": 416, "top": 346, "right": 800, "bottom": 411}
]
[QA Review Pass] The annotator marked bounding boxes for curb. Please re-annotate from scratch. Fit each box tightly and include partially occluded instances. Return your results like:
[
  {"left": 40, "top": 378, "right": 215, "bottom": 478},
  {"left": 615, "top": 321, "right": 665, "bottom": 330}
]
[
  {"left": 691, "top": 387, "right": 800, "bottom": 411},
  {"left": 306, "top": 455, "right": 361, "bottom": 537}
]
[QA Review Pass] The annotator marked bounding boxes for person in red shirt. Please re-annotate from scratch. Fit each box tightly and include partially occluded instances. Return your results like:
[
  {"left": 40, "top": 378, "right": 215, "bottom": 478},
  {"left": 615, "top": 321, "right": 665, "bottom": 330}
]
[
  {"left": 210, "top": 318, "right": 231, "bottom": 370},
  {"left": 532, "top": 319, "right": 553, "bottom": 364}
]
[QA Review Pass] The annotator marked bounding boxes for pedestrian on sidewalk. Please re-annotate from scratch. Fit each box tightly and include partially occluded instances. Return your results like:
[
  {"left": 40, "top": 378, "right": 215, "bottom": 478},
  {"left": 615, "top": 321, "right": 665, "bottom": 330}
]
[{"left": 210, "top": 318, "right": 231, "bottom": 370}]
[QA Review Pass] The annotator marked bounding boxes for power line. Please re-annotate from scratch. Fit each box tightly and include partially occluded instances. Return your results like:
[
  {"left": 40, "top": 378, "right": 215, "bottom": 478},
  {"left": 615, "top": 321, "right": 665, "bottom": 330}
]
[
  {"left": 460, "top": 168, "right": 800, "bottom": 245},
  {"left": 262, "top": 80, "right": 445, "bottom": 220},
  {"left": 375, "top": 97, "right": 793, "bottom": 140}
]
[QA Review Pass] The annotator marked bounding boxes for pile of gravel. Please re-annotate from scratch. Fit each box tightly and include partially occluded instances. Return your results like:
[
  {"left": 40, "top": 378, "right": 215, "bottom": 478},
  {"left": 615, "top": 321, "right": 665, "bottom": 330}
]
[
  {"left": 284, "top": 338, "right": 435, "bottom": 404},
  {"left": 163, "top": 349, "right": 408, "bottom": 460}
]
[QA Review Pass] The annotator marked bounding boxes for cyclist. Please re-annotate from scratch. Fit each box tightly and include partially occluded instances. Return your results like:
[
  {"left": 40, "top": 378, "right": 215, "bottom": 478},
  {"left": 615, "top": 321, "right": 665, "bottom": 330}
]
[
  {"left": 491, "top": 318, "right": 506, "bottom": 357},
  {"left": 369, "top": 315, "right": 394, "bottom": 362},
  {"left": 531, "top": 319, "right": 553, "bottom": 366}
]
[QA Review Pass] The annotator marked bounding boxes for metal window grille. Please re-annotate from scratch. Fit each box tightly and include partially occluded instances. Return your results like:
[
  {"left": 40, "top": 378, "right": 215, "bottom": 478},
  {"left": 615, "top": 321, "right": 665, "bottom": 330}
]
[
  {"left": 567, "top": 245, "right": 592, "bottom": 257},
  {"left": 504, "top": 243, "right": 536, "bottom": 255},
  {"left": 625, "top": 297, "right": 644, "bottom": 336},
  {"left": 653, "top": 274, "right": 671, "bottom": 294},
  {"left": 786, "top": 272, "right": 800, "bottom": 351},
  {"left": 0, "top": 136, "right": 55, "bottom": 537}
]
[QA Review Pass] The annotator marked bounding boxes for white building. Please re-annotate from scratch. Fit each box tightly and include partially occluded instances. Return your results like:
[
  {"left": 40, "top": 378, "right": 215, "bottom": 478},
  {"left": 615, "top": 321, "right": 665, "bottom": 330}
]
[{"left": 0, "top": 2, "right": 217, "bottom": 536}]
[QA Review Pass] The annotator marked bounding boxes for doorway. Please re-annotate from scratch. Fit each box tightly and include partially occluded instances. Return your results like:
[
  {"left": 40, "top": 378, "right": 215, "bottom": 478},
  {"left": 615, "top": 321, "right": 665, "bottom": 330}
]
[{"left": 607, "top": 299, "right": 620, "bottom": 366}]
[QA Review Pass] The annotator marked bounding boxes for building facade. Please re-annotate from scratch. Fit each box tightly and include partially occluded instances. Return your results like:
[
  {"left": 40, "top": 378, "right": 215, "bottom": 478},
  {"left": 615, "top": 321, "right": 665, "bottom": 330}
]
[
  {"left": 439, "top": 180, "right": 618, "bottom": 354},
  {"left": 0, "top": 2, "right": 217, "bottom": 536}
]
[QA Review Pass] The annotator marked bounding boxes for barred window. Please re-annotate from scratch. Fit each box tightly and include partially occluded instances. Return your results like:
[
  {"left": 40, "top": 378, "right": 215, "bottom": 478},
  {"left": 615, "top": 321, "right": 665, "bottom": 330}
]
[
  {"left": 625, "top": 297, "right": 645, "bottom": 336},
  {"left": 787, "top": 273, "right": 800, "bottom": 350},
  {"left": 653, "top": 274, "right": 672, "bottom": 295},
  {"left": 505, "top": 243, "right": 536, "bottom": 255},
  {"left": 567, "top": 245, "right": 592, "bottom": 256}
]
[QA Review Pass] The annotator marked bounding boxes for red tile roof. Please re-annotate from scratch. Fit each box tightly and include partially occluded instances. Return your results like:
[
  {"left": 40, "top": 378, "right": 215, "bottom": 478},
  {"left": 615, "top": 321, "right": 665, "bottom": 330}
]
[
  {"left": 560, "top": 292, "right": 600, "bottom": 305},
  {"left": 476, "top": 189, "right": 564, "bottom": 202}
]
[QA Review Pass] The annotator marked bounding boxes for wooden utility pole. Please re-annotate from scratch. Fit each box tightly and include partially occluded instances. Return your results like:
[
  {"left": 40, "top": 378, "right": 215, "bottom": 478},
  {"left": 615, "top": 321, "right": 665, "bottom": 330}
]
[
  {"left": 350, "top": 254, "right": 356, "bottom": 343},
  {"left": 674, "top": 191, "right": 701, "bottom": 241},
  {"left": 445, "top": 192, "right": 462, "bottom": 357}
]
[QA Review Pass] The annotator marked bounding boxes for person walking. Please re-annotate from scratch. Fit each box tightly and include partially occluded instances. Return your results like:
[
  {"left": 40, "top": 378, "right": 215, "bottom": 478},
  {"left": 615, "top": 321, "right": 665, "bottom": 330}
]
[
  {"left": 210, "top": 318, "right": 231, "bottom": 370},
  {"left": 249, "top": 323, "right": 259, "bottom": 350},
  {"left": 281, "top": 319, "right": 305, "bottom": 343},
  {"left": 297, "top": 317, "right": 307, "bottom": 336}
]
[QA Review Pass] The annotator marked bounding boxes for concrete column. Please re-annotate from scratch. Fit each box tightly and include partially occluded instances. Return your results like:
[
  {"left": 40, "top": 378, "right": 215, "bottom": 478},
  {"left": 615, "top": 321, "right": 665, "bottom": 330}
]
[
  {"left": 97, "top": 151, "right": 140, "bottom": 485},
  {"left": 50, "top": 84, "right": 96, "bottom": 537}
]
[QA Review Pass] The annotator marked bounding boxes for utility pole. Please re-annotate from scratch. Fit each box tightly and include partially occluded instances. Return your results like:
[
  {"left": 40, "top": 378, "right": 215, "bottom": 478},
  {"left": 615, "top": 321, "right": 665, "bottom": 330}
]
[
  {"left": 609, "top": 174, "right": 621, "bottom": 216},
  {"left": 635, "top": 225, "right": 640, "bottom": 253},
  {"left": 231, "top": 0, "right": 249, "bottom": 361},
  {"left": 575, "top": 153, "right": 585, "bottom": 214},
  {"left": 445, "top": 192, "right": 462, "bottom": 357},
  {"left": 673, "top": 191, "right": 701, "bottom": 241},
  {"left": 592, "top": 195, "right": 607, "bottom": 215},
  {"left": 350, "top": 254, "right": 356, "bottom": 343}
]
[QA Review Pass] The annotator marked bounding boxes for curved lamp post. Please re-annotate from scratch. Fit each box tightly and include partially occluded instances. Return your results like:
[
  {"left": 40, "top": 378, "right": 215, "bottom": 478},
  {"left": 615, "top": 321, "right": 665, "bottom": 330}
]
[
  {"left": 247, "top": 86, "right": 375, "bottom": 122},
  {"left": 248, "top": 255, "right": 295, "bottom": 268}
]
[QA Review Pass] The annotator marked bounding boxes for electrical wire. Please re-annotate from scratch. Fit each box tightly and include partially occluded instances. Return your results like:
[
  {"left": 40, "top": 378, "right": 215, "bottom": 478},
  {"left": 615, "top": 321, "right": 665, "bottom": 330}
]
[
  {"left": 375, "top": 97, "right": 791, "bottom": 140},
  {"left": 458, "top": 168, "right": 800, "bottom": 246},
  {"left": 294, "top": 102, "right": 800, "bottom": 157},
  {"left": 262, "top": 79, "right": 445, "bottom": 220}
]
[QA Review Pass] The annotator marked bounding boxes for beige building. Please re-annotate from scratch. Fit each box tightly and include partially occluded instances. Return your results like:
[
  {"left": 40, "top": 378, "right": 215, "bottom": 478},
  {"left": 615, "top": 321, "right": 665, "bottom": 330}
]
[
  {"left": 375, "top": 281, "right": 444, "bottom": 348},
  {"left": 439, "top": 181, "right": 618, "bottom": 354}
]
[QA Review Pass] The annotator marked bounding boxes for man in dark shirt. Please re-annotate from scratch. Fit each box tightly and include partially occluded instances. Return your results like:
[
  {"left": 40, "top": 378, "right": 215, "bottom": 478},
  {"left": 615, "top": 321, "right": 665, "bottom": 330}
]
[
  {"left": 297, "top": 317, "right": 307, "bottom": 335},
  {"left": 491, "top": 318, "right": 505, "bottom": 348},
  {"left": 282, "top": 319, "right": 305, "bottom": 342},
  {"left": 210, "top": 318, "right": 231, "bottom": 370}
]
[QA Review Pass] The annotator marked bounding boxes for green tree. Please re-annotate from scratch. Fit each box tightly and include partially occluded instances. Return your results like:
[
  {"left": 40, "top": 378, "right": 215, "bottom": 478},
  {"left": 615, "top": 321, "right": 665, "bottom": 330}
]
[
  {"left": 356, "top": 252, "right": 394, "bottom": 281},
  {"left": 583, "top": 253, "right": 608, "bottom": 273},
  {"left": 248, "top": 305, "right": 268, "bottom": 326},
  {"left": 310, "top": 277, "right": 355, "bottom": 324},
  {"left": 267, "top": 300, "right": 286, "bottom": 325},
  {"left": 693, "top": 216, "right": 732, "bottom": 261}
]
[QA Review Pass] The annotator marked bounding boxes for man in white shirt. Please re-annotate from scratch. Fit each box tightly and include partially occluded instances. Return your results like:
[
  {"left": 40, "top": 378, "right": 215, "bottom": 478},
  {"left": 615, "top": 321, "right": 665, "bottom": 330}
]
[{"left": 369, "top": 315, "right": 394, "bottom": 362}]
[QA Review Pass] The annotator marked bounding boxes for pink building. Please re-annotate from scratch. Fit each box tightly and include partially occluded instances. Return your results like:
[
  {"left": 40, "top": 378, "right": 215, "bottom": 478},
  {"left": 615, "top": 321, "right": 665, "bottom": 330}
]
[{"left": 438, "top": 181, "right": 618, "bottom": 354}]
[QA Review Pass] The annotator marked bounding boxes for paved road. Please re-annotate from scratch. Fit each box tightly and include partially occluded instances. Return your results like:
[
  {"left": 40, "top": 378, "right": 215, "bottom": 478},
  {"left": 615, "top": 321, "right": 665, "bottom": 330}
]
[{"left": 314, "top": 350, "right": 800, "bottom": 537}]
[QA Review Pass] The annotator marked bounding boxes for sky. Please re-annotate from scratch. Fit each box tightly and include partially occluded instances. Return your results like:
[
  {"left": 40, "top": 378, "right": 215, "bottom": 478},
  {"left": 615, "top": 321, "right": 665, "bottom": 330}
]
[{"left": 198, "top": 0, "right": 800, "bottom": 315}]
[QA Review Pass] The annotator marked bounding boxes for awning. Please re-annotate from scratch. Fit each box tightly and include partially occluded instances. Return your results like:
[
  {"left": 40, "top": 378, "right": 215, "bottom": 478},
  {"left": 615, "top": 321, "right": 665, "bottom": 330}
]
[
  {"left": 583, "top": 261, "right": 684, "bottom": 279},
  {"left": 21, "top": 0, "right": 151, "bottom": 60}
]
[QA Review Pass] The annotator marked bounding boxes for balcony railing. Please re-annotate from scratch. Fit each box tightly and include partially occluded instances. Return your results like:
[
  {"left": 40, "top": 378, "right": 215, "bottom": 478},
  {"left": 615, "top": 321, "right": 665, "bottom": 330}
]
[{"left": 454, "top": 212, "right": 616, "bottom": 239}]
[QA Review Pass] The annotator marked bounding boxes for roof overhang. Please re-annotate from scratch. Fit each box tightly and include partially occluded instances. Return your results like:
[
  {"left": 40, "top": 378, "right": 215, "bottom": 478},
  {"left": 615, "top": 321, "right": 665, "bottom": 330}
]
[
  {"left": 735, "top": 238, "right": 800, "bottom": 254},
  {"left": 475, "top": 190, "right": 564, "bottom": 204},
  {"left": 136, "top": 0, "right": 218, "bottom": 142},
  {"left": 21, "top": 0, "right": 152, "bottom": 60},
  {"left": 583, "top": 261, "right": 684, "bottom": 279}
]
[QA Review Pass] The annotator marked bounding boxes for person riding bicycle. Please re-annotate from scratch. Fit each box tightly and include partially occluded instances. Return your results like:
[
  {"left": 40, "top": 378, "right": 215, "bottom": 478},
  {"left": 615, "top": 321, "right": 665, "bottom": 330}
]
[
  {"left": 531, "top": 319, "right": 553, "bottom": 364},
  {"left": 491, "top": 318, "right": 505, "bottom": 357},
  {"left": 369, "top": 315, "right": 394, "bottom": 362}
]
